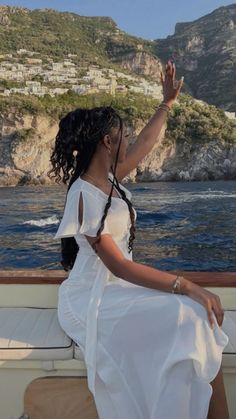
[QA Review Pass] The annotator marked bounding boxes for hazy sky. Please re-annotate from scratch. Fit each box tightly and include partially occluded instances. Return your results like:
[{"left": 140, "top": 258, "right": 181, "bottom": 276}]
[{"left": 2, "top": 0, "right": 235, "bottom": 39}]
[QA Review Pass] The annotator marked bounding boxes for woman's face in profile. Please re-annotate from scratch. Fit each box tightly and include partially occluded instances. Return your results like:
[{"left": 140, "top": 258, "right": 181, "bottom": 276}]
[{"left": 110, "top": 124, "right": 129, "bottom": 163}]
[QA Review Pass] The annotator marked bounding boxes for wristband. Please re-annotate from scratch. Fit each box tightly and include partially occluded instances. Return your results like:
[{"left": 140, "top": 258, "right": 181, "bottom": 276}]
[
  {"left": 158, "top": 102, "right": 171, "bottom": 113},
  {"left": 172, "top": 275, "right": 184, "bottom": 294}
]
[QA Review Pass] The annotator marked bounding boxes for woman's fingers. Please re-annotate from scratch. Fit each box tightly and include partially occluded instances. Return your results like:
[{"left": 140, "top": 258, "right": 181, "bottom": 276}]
[
  {"left": 206, "top": 297, "right": 224, "bottom": 328},
  {"left": 172, "top": 62, "right": 176, "bottom": 80},
  {"left": 163, "top": 60, "right": 174, "bottom": 81},
  {"left": 160, "top": 70, "right": 164, "bottom": 85},
  {"left": 160, "top": 61, "right": 184, "bottom": 101},
  {"left": 206, "top": 299, "right": 216, "bottom": 329},
  {"left": 166, "top": 61, "right": 172, "bottom": 77},
  {"left": 211, "top": 298, "right": 224, "bottom": 327}
]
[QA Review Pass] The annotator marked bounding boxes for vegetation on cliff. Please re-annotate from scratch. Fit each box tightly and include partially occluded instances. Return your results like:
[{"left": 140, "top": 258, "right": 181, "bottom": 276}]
[
  {"left": 167, "top": 95, "right": 236, "bottom": 145},
  {"left": 1, "top": 92, "right": 235, "bottom": 145},
  {"left": 0, "top": 6, "right": 152, "bottom": 69}
]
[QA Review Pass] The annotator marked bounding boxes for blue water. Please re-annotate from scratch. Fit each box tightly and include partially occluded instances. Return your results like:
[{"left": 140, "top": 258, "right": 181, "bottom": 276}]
[{"left": 0, "top": 180, "right": 235, "bottom": 272}]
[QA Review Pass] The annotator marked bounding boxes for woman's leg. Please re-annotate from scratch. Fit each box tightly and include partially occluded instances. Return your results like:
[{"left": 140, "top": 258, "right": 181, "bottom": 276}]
[{"left": 207, "top": 365, "right": 229, "bottom": 419}]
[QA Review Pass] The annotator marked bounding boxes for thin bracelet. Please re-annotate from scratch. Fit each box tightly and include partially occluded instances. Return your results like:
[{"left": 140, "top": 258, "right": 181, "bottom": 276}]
[
  {"left": 161, "top": 102, "right": 171, "bottom": 111},
  {"left": 157, "top": 102, "right": 171, "bottom": 113},
  {"left": 172, "top": 275, "right": 184, "bottom": 294},
  {"left": 172, "top": 276, "right": 180, "bottom": 293},
  {"left": 158, "top": 105, "right": 170, "bottom": 111},
  {"left": 158, "top": 107, "right": 169, "bottom": 114}
]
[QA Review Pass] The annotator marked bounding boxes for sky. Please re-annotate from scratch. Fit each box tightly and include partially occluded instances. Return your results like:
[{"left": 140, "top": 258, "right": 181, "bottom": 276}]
[{"left": 2, "top": 0, "right": 235, "bottom": 39}]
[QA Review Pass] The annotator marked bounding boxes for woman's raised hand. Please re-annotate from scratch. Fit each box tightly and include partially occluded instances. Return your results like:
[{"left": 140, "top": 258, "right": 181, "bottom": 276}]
[{"left": 160, "top": 60, "right": 184, "bottom": 107}]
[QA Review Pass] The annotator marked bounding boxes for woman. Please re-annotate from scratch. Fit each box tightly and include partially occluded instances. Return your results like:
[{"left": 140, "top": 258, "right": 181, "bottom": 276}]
[{"left": 48, "top": 60, "right": 229, "bottom": 419}]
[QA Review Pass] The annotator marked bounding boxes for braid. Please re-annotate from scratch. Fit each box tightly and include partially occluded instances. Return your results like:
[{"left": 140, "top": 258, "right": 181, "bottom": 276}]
[
  {"left": 91, "top": 174, "right": 136, "bottom": 255},
  {"left": 111, "top": 173, "right": 136, "bottom": 253}
]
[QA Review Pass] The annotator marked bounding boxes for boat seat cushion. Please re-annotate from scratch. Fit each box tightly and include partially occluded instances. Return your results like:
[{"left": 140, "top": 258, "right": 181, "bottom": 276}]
[
  {"left": 0, "top": 308, "right": 73, "bottom": 360},
  {"left": 0, "top": 308, "right": 235, "bottom": 367},
  {"left": 74, "top": 343, "right": 85, "bottom": 361},
  {"left": 221, "top": 310, "right": 236, "bottom": 367}
]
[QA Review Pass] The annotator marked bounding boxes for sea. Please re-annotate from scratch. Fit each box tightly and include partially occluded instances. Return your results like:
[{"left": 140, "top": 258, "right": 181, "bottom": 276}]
[{"left": 0, "top": 180, "right": 235, "bottom": 272}]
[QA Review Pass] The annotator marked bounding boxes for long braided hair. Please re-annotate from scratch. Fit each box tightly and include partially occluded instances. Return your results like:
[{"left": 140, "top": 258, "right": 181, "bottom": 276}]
[{"left": 47, "top": 106, "right": 136, "bottom": 271}]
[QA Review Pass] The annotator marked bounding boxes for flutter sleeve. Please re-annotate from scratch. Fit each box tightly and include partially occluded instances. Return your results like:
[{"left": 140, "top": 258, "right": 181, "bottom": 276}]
[{"left": 53, "top": 188, "right": 110, "bottom": 239}]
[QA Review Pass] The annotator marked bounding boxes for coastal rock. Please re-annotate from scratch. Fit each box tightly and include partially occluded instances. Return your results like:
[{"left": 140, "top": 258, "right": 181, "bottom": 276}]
[
  {"left": 0, "top": 110, "right": 235, "bottom": 186},
  {"left": 124, "top": 133, "right": 236, "bottom": 183},
  {"left": 0, "top": 113, "right": 58, "bottom": 186}
]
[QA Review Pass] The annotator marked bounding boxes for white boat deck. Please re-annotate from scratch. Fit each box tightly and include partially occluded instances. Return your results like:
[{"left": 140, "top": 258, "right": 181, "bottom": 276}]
[{"left": 0, "top": 270, "right": 236, "bottom": 419}]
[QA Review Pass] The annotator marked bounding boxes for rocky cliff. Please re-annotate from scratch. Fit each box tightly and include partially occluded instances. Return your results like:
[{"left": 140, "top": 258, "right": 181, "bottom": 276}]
[
  {"left": 0, "top": 112, "right": 58, "bottom": 186},
  {"left": 110, "top": 51, "right": 162, "bottom": 79},
  {"left": 1, "top": 101, "right": 235, "bottom": 187},
  {"left": 127, "top": 132, "right": 236, "bottom": 182},
  {"left": 153, "top": 4, "right": 236, "bottom": 111}
]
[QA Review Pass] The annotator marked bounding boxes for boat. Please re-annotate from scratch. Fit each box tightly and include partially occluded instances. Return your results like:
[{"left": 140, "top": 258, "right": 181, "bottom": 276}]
[{"left": 0, "top": 269, "right": 235, "bottom": 419}]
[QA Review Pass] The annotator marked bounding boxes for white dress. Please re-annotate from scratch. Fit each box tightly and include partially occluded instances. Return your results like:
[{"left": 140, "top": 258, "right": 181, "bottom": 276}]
[{"left": 54, "top": 173, "right": 229, "bottom": 419}]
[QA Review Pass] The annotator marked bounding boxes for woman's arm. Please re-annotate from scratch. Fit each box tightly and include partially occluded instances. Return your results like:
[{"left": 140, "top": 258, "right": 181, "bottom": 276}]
[
  {"left": 84, "top": 232, "right": 224, "bottom": 329},
  {"left": 78, "top": 192, "right": 186, "bottom": 293},
  {"left": 116, "top": 61, "right": 184, "bottom": 182},
  {"left": 116, "top": 107, "right": 169, "bottom": 182},
  {"left": 85, "top": 231, "right": 189, "bottom": 294}
]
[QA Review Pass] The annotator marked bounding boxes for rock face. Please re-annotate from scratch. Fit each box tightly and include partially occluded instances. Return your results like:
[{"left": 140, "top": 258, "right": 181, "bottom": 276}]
[
  {"left": 127, "top": 135, "right": 236, "bottom": 182},
  {"left": 153, "top": 4, "right": 236, "bottom": 112},
  {"left": 0, "top": 112, "right": 58, "bottom": 186},
  {"left": 110, "top": 51, "right": 162, "bottom": 79},
  {"left": 0, "top": 13, "right": 10, "bottom": 26},
  {"left": 0, "top": 111, "right": 235, "bottom": 187}
]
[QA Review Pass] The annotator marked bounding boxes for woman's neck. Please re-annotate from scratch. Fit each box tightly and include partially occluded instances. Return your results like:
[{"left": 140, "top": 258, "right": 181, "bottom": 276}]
[{"left": 82, "top": 154, "right": 112, "bottom": 184}]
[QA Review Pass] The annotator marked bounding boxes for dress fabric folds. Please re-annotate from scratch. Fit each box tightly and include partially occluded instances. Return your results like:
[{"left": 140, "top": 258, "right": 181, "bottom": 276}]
[{"left": 54, "top": 174, "right": 229, "bottom": 419}]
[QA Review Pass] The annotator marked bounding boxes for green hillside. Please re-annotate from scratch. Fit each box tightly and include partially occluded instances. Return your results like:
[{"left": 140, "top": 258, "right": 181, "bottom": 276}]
[{"left": 0, "top": 6, "right": 152, "bottom": 69}]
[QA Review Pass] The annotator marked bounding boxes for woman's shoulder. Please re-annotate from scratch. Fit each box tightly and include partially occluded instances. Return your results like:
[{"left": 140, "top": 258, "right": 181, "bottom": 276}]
[
  {"left": 68, "top": 173, "right": 132, "bottom": 201},
  {"left": 68, "top": 177, "right": 102, "bottom": 201}
]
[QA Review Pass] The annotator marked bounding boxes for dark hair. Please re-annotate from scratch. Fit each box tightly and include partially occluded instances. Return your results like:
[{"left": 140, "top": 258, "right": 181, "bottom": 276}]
[{"left": 47, "top": 106, "right": 136, "bottom": 271}]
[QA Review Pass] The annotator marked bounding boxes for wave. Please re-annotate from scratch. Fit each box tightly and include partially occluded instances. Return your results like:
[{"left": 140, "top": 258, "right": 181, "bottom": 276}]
[
  {"left": 135, "top": 191, "right": 236, "bottom": 207},
  {"left": 22, "top": 214, "right": 60, "bottom": 227},
  {"left": 173, "top": 191, "right": 236, "bottom": 203}
]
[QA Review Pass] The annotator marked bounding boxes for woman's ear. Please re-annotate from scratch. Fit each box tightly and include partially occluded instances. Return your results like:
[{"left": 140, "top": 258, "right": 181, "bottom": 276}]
[{"left": 102, "top": 134, "right": 112, "bottom": 152}]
